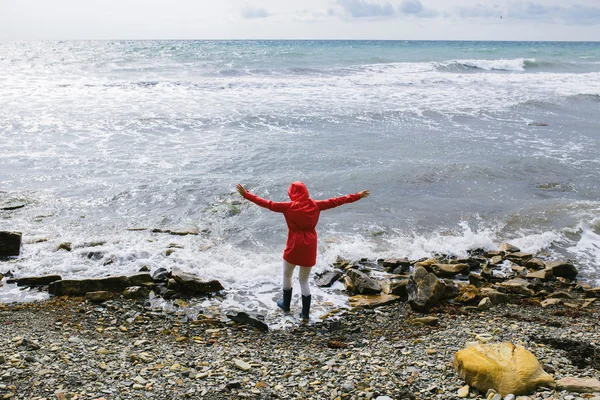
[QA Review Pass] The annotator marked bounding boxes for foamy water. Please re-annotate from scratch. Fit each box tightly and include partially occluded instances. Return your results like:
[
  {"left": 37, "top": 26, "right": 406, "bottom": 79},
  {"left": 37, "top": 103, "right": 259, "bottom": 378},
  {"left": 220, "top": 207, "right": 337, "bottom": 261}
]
[{"left": 1, "top": 41, "right": 599, "bottom": 321}]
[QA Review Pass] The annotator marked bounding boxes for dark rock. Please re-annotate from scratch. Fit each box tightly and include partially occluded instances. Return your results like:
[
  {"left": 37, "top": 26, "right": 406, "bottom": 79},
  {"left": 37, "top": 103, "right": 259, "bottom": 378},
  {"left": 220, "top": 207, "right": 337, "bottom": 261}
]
[
  {"left": 85, "top": 291, "right": 118, "bottom": 303},
  {"left": 382, "top": 258, "right": 410, "bottom": 272},
  {"left": 485, "top": 250, "right": 504, "bottom": 258},
  {"left": 530, "top": 335, "right": 599, "bottom": 369},
  {"left": 482, "top": 289, "right": 511, "bottom": 305},
  {"left": 499, "top": 278, "right": 535, "bottom": 297},
  {"left": 226, "top": 381, "right": 242, "bottom": 390},
  {"left": 524, "top": 258, "right": 546, "bottom": 270},
  {"left": 505, "top": 252, "right": 533, "bottom": 265},
  {"left": 407, "top": 266, "right": 451, "bottom": 312},
  {"left": 379, "top": 278, "right": 409, "bottom": 298},
  {"left": 167, "top": 278, "right": 181, "bottom": 292},
  {"left": 56, "top": 242, "right": 72, "bottom": 252},
  {"left": 584, "top": 287, "right": 600, "bottom": 298},
  {"left": 0, "top": 231, "right": 21, "bottom": 257},
  {"left": 226, "top": 310, "right": 269, "bottom": 332},
  {"left": 128, "top": 273, "right": 153, "bottom": 286},
  {"left": 151, "top": 228, "right": 198, "bottom": 236},
  {"left": 171, "top": 271, "right": 224, "bottom": 295},
  {"left": 547, "top": 260, "right": 578, "bottom": 280},
  {"left": 346, "top": 269, "right": 381, "bottom": 295},
  {"left": 84, "top": 250, "right": 105, "bottom": 260},
  {"left": 152, "top": 267, "right": 171, "bottom": 282},
  {"left": 333, "top": 257, "right": 350, "bottom": 270},
  {"left": 139, "top": 265, "right": 150, "bottom": 272},
  {"left": 0, "top": 200, "right": 26, "bottom": 211},
  {"left": 9, "top": 275, "right": 62, "bottom": 287},
  {"left": 123, "top": 286, "right": 150, "bottom": 300},
  {"left": 315, "top": 270, "right": 343, "bottom": 288},
  {"left": 49, "top": 276, "right": 131, "bottom": 296},
  {"left": 469, "top": 273, "right": 486, "bottom": 287}
]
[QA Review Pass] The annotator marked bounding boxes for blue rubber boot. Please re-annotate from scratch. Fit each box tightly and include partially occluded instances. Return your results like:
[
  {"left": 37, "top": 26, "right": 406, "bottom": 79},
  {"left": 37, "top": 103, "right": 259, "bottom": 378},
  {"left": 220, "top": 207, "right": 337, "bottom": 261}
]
[{"left": 277, "top": 288, "right": 292, "bottom": 313}]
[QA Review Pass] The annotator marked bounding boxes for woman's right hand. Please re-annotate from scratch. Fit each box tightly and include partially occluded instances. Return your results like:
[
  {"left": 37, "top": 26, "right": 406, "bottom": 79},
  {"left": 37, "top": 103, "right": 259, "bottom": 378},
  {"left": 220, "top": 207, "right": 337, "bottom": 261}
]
[{"left": 359, "top": 190, "right": 370, "bottom": 199}]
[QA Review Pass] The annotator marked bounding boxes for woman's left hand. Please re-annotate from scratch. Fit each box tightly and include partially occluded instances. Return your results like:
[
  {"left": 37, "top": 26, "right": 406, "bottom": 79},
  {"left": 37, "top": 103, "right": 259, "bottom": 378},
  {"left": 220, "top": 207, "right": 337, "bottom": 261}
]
[{"left": 236, "top": 184, "right": 247, "bottom": 197}]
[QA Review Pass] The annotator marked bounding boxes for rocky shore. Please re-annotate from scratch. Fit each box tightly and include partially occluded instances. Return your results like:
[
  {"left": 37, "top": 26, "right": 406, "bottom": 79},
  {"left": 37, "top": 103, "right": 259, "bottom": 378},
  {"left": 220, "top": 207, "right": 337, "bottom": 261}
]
[{"left": 1, "top": 294, "right": 599, "bottom": 400}]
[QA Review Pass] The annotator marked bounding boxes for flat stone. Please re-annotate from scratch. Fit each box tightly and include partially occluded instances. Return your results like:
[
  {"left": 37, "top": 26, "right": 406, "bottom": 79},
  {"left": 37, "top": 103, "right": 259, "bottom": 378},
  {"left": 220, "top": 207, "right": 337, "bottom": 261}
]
[
  {"left": 546, "top": 260, "right": 578, "bottom": 280},
  {"left": 50, "top": 276, "right": 131, "bottom": 295},
  {"left": 171, "top": 269, "right": 224, "bottom": 294},
  {"left": 505, "top": 252, "right": 533, "bottom": 265},
  {"left": 348, "top": 294, "right": 401, "bottom": 309},
  {"left": 525, "top": 269, "right": 552, "bottom": 280},
  {"left": 411, "top": 316, "right": 439, "bottom": 326},
  {"left": 233, "top": 358, "right": 251, "bottom": 371},
  {"left": 524, "top": 258, "right": 545, "bottom": 270},
  {"left": 499, "top": 278, "right": 534, "bottom": 297},
  {"left": 315, "top": 270, "right": 343, "bottom": 288},
  {"left": 457, "top": 385, "right": 469, "bottom": 398},
  {"left": 431, "top": 263, "right": 470, "bottom": 278},
  {"left": 499, "top": 243, "right": 520, "bottom": 253},
  {"left": 226, "top": 311, "right": 268, "bottom": 332},
  {"left": 85, "top": 291, "right": 118, "bottom": 303},
  {"left": 346, "top": 269, "right": 381, "bottom": 294},
  {"left": 9, "top": 275, "right": 62, "bottom": 287},
  {"left": 584, "top": 287, "right": 600, "bottom": 298},
  {"left": 540, "top": 298, "right": 562, "bottom": 308},
  {"left": 556, "top": 377, "right": 600, "bottom": 393}
]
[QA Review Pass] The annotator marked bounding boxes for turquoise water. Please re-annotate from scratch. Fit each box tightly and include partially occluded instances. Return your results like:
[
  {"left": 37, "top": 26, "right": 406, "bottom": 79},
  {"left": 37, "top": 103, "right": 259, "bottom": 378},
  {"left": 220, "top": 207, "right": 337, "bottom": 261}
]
[{"left": 0, "top": 40, "right": 599, "bottom": 313}]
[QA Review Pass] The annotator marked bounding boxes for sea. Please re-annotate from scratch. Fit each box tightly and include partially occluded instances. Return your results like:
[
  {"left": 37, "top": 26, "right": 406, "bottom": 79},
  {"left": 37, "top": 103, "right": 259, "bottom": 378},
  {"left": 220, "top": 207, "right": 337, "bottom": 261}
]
[{"left": 1, "top": 40, "right": 599, "bottom": 322}]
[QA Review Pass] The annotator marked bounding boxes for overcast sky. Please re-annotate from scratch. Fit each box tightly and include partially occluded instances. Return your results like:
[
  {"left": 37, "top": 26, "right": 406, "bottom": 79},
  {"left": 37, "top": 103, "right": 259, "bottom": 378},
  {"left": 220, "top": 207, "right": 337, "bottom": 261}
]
[{"left": 1, "top": 0, "right": 599, "bottom": 41}]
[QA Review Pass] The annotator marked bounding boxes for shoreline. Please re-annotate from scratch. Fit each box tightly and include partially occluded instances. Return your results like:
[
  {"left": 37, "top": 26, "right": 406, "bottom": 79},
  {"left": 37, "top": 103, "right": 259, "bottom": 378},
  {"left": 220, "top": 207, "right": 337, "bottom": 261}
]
[{"left": 1, "top": 295, "right": 599, "bottom": 399}]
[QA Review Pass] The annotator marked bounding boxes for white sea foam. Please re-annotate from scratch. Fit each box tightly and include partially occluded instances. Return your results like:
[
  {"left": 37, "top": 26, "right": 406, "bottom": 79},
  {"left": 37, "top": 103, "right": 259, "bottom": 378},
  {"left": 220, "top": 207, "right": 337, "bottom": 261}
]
[{"left": 440, "top": 58, "right": 535, "bottom": 72}]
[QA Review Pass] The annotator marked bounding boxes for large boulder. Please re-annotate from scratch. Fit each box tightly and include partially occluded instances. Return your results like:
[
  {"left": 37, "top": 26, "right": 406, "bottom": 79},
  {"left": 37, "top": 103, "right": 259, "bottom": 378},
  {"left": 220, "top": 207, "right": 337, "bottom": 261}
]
[
  {"left": 546, "top": 260, "right": 578, "bottom": 280},
  {"left": 0, "top": 231, "right": 21, "bottom": 257},
  {"left": 407, "top": 266, "right": 456, "bottom": 312},
  {"left": 171, "top": 271, "right": 224, "bottom": 295},
  {"left": 346, "top": 269, "right": 381, "bottom": 295},
  {"left": 49, "top": 276, "right": 131, "bottom": 296},
  {"left": 453, "top": 342, "right": 555, "bottom": 396}
]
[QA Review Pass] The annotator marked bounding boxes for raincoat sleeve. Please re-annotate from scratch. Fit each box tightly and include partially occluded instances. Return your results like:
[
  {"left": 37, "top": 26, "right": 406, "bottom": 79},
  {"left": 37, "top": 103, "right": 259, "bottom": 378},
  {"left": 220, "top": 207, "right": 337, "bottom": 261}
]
[
  {"left": 243, "top": 191, "right": 291, "bottom": 213},
  {"left": 315, "top": 193, "right": 361, "bottom": 211}
]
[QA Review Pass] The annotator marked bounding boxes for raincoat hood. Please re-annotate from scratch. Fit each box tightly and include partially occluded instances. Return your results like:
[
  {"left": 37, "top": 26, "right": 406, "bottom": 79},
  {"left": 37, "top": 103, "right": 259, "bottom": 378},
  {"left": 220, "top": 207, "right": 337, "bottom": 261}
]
[{"left": 288, "top": 181, "right": 310, "bottom": 202}]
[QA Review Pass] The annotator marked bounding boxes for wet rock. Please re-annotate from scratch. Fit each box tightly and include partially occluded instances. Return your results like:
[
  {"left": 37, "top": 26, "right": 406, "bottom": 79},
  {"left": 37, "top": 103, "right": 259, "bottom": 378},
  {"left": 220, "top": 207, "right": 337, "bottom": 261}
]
[
  {"left": 414, "top": 258, "right": 437, "bottom": 271},
  {"left": 348, "top": 294, "right": 401, "bottom": 309},
  {"left": 343, "top": 276, "right": 355, "bottom": 293},
  {"left": 525, "top": 269, "right": 553, "bottom": 280},
  {"left": 8, "top": 275, "right": 62, "bottom": 287},
  {"left": 346, "top": 269, "right": 381, "bottom": 295},
  {"left": 469, "top": 273, "right": 486, "bottom": 287},
  {"left": 478, "top": 297, "right": 492, "bottom": 310},
  {"left": 83, "top": 250, "right": 105, "bottom": 260},
  {"left": 226, "top": 311, "right": 268, "bottom": 332},
  {"left": 505, "top": 252, "right": 533, "bottom": 266},
  {"left": 56, "top": 242, "right": 72, "bottom": 252},
  {"left": 315, "top": 270, "right": 343, "bottom": 288},
  {"left": 85, "top": 291, "right": 118, "bottom": 303},
  {"left": 453, "top": 342, "right": 555, "bottom": 396},
  {"left": 128, "top": 273, "right": 153, "bottom": 286},
  {"left": 499, "top": 278, "right": 534, "bottom": 297},
  {"left": 490, "top": 256, "right": 504, "bottom": 265},
  {"left": 540, "top": 298, "right": 562, "bottom": 307},
  {"left": 382, "top": 258, "right": 410, "bottom": 273},
  {"left": 556, "top": 377, "right": 600, "bottom": 393},
  {"left": 0, "top": 231, "right": 21, "bottom": 257},
  {"left": 411, "top": 316, "right": 439, "bottom": 325},
  {"left": 379, "top": 278, "right": 408, "bottom": 298},
  {"left": 431, "top": 263, "right": 470, "bottom": 278},
  {"left": 123, "top": 286, "right": 150, "bottom": 300},
  {"left": 546, "top": 260, "right": 578, "bottom": 280},
  {"left": 138, "top": 265, "right": 150, "bottom": 272},
  {"left": 584, "top": 287, "right": 600, "bottom": 298},
  {"left": 407, "top": 266, "right": 454, "bottom": 312},
  {"left": 524, "top": 258, "right": 545, "bottom": 270},
  {"left": 49, "top": 276, "right": 131, "bottom": 296},
  {"left": 152, "top": 267, "right": 170, "bottom": 282},
  {"left": 499, "top": 243, "right": 520, "bottom": 253},
  {"left": 0, "top": 200, "right": 26, "bottom": 210},
  {"left": 171, "top": 270, "right": 224, "bottom": 295}
]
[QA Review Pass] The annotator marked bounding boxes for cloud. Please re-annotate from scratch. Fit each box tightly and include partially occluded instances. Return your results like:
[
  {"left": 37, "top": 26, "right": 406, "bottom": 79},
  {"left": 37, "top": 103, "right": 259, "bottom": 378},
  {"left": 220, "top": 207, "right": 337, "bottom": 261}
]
[
  {"left": 398, "top": 0, "right": 438, "bottom": 18},
  {"left": 294, "top": 9, "right": 339, "bottom": 23},
  {"left": 241, "top": 6, "right": 270, "bottom": 20},
  {"left": 337, "top": 0, "right": 395, "bottom": 18},
  {"left": 456, "top": 1, "right": 600, "bottom": 25}
]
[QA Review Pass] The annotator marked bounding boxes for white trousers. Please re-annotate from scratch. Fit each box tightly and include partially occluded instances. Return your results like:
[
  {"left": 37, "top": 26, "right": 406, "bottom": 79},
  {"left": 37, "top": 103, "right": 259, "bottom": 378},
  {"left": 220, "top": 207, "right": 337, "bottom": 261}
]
[{"left": 282, "top": 260, "right": 311, "bottom": 296}]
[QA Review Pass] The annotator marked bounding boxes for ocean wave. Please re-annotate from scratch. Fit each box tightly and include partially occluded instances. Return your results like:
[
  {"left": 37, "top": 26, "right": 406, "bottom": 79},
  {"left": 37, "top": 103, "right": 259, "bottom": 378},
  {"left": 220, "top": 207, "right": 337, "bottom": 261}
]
[{"left": 438, "top": 58, "right": 535, "bottom": 72}]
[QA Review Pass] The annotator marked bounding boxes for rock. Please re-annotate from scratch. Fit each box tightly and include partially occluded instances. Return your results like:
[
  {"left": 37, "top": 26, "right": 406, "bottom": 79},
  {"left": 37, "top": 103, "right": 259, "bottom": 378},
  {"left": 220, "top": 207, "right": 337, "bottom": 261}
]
[
  {"left": 314, "top": 270, "right": 343, "bottom": 288},
  {"left": 431, "top": 263, "right": 470, "bottom": 278},
  {"left": 499, "top": 278, "right": 534, "bottom": 297},
  {"left": 50, "top": 276, "right": 132, "bottom": 295},
  {"left": 233, "top": 358, "right": 251, "bottom": 371},
  {"left": 505, "top": 252, "right": 533, "bottom": 265},
  {"left": 9, "top": 275, "right": 62, "bottom": 287},
  {"left": 123, "top": 286, "right": 150, "bottom": 300},
  {"left": 226, "top": 311, "right": 268, "bottom": 332},
  {"left": 478, "top": 297, "right": 492, "bottom": 310},
  {"left": 411, "top": 316, "right": 439, "bottom": 326},
  {"left": 490, "top": 256, "right": 504, "bottom": 265},
  {"left": 379, "top": 278, "right": 408, "bottom": 298},
  {"left": 414, "top": 258, "right": 437, "bottom": 271},
  {"left": 469, "top": 273, "right": 486, "bottom": 287},
  {"left": 481, "top": 289, "right": 511, "bottom": 305},
  {"left": 346, "top": 269, "right": 381, "bottom": 294},
  {"left": 0, "top": 231, "right": 21, "bottom": 257},
  {"left": 152, "top": 267, "right": 170, "bottom": 282},
  {"left": 56, "top": 242, "right": 72, "bottom": 252},
  {"left": 407, "top": 266, "right": 451, "bottom": 312},
  {"left": 524, "top": 258, "right": 545, "bottom": 270},
  {"left": 226, "top": 380, "right": 242, "bottom": 389},
  {"left": 504, "top": 395, "right": 515, "bottom": 400},
  {"left": 128, "top": 273, "right": 153, "bottom": 286},
  {"left": 556, "top": 377, "right": 600, "bottom": 393},
  {"left": 547, "top": 291, "right": 574, "bottom": 299},
  {"left": 453, "top": 342, "right": 555, "bottom": 396},
  {"left": 584, "top": 287, "right": 600, "bottom": 298},
  {"left": 171, "top": 270, "right": 224, "bottom": 295},
  {"left": 457, "top": 385, "right": 469, "bottom": 398},
  {"left": 525, "top": 269, "right": 553, "bottom": 280},
  {"left": 85, "top": 291, "right": 118, "bottom": 303},
  {"left": 343, "top": 276, "right": 356, "bottom": 292},
  {"left": 0, "top": 200, "right": 26, "bottom": 210},
  {"left": 341, "top": 381, "right": 354, "bottom": 392},
  {"left": 540, "top": 298, "right": 562, "bottom": 308},
  {"left": 138, "top": 265, "right": 150, "bottom": 272},
  {"left": 456, "top": 285, "right": 480, "bottom": 304},
  {"left": 348, "top": 294, "right": 401, "bottom": 309},
  {"left": 382, "top": 258, "right": 410, "bottom": 273},
  {"left": 499, "top": 243, "right": 520, "bottom": 253},
  {"left": 546, "top": 260, "right": 578, "bottom": 280}
]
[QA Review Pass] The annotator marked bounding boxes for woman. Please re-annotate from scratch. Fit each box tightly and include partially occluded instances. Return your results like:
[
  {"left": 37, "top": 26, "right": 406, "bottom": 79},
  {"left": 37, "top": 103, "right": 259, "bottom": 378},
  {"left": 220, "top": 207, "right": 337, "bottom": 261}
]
[{"left": 236, "top": 182, "right": 370, "bottom": 321}]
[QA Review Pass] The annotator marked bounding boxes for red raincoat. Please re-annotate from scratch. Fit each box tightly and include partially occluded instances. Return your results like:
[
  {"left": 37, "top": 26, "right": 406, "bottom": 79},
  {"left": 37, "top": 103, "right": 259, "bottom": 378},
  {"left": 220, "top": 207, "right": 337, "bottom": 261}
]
[{"left": 243, "top": 182, "right": 361, "bottom": 267}]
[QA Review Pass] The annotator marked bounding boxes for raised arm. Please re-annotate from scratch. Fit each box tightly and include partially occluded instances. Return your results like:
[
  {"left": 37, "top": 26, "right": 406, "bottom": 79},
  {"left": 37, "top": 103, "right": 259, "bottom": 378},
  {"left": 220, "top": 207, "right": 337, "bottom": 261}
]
[
  {"left": 236, "top": 184, "right": 291, "bottom": 213},
  {"left": 315, "top": 190, "right": 370, "bottom": 211}
]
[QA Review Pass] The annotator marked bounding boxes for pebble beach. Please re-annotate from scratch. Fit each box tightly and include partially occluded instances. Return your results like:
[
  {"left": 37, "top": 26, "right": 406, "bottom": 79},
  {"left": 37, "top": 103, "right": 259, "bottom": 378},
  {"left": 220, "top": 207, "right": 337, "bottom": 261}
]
[{"left": 1, "top": 294, "right": 599, "bottom": 400}]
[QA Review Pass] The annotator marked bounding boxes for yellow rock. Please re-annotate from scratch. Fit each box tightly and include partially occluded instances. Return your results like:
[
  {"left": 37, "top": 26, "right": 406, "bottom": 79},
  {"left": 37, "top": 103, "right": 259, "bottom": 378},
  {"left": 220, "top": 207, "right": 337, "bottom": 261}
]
[
  {"left": 453, "top": 342, "right": 555, "bottom": 396},
  {"left": 348, "top": 294, "right": 401, "bottom": 308}
]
